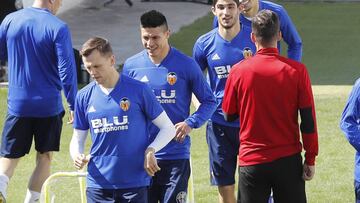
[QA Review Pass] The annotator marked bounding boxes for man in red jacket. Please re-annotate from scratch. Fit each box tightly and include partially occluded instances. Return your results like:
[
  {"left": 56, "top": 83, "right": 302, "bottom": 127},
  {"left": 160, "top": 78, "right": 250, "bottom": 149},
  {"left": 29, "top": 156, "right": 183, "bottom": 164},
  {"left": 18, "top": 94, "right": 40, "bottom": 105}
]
[{"left": 222, "top": 9, "right": 318, "bottom": 203}]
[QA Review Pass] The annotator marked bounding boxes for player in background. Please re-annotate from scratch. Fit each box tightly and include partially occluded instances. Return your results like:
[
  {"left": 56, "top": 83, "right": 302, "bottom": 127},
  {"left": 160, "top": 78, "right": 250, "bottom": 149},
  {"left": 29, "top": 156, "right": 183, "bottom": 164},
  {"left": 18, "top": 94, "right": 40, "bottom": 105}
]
[
  {"left": 222, "top": 10, "right": 318, "bottom": 203},
  {"left": 213, "top": 0, "right": 302, "bottom": 61},
  {"left": 193, "top": 0, "right": 255, "bottom": 202},
  {"left": 70, "top": 37, "right": 176, "bottom": 203},
  {"left": 123, "top": 10, "right": 216, "bottom": 203},
  {"left": 340, "top": 79, "right": 360, "bottom": 203},
  {"left": 0, "top": 0, "right": 77, "bottom": 202},
  {"left": 0, "top": 0, "right": 23, "bottom": 80}
]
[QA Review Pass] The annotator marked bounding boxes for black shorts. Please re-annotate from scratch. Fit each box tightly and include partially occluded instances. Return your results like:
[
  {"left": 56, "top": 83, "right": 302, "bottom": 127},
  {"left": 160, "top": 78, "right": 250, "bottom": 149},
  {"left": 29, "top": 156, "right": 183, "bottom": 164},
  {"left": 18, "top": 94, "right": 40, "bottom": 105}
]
[
  {"left": 148, "top": 159, "right": 190, "bottom": 203},
  {"left": 87, "top": 187, "right": 148, "bottom": 203},
  {"left": 238, "top": 153, "right": 306, "bottom": 203},
  {"left": 206, "top": 121, "right": 240, "bottom": 186},
  {"left": 354, "top": 180, "right": 360, "bottom": 203},
  {"left": 0, "top": 111, "right": 65, "bottom": 158}
]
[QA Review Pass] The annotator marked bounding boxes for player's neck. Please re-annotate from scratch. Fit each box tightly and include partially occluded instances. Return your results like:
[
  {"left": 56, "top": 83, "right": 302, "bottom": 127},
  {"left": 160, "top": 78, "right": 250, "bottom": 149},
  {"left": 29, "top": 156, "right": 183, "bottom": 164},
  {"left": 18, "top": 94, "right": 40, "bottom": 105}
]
[
  {"left": 218, "top": 22, "right": 241, "bottom": 41},
  {"left": 149, "top": 44, "right": 170, "bottom": 65},
  {"left": 32, "top": 1, "right": 48, "bottom": 9},
  {"left": 32, "top": 0, "right": 51, "bottom": 11},
  {"left": 255, "top": 42, "right": 278, "bottom": 51},
  {"left": 102, "top": 68, "right": 120, "bottom": 89}
]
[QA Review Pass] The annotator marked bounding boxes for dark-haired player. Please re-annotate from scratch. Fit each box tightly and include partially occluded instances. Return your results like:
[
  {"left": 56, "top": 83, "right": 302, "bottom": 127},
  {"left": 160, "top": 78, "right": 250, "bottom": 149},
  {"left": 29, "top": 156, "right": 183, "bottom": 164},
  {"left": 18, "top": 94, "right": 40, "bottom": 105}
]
[{"left": 123, "top": 10, "right": 216, "bottom": 203}]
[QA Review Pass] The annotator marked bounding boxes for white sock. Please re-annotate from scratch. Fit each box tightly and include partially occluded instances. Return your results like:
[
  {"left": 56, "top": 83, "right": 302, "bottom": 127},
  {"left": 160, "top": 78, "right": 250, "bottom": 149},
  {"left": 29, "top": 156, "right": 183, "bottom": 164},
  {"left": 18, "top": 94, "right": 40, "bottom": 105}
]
[
  {"left": 24, "top": 189, "right": 40, "bottom": 203},
  {"left": 0, "top": 173, "right": 9, "bottom": 198}
]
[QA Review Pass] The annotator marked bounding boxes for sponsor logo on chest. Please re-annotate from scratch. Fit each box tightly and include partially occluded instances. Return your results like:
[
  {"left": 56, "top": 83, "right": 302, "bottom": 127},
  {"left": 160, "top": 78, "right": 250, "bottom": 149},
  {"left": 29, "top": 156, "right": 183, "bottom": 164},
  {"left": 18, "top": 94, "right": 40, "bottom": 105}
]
[
  {"left": 91, "top": 116, "right": 129, "bottom": 133},
  {"left": 154, "top": 72, "right": 177, "bottom": 104},
  {"left": 214, "top": 65, "right": 231, "bottom": 79},
  {"left": 155, "top": 89, "right": 176, "bottom": 104},
  {"left": 90, "top": 97, "right": 131, "bottom": 133}
]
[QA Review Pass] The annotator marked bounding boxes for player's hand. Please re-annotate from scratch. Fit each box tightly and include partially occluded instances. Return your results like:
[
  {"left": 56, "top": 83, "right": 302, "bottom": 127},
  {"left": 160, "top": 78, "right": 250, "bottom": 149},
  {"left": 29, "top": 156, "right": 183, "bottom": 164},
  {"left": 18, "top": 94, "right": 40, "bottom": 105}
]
[
  {"left": 74, "top": 154, "right": 89, "bottom": 170},
  {"left": 174, "top": 122, "right": 192, "bottom": 143},
  {"left": 144, "top": 147, "right": 160, "bottom": 176},
  {"left": 67, "top": 110, "right": 74, "bottom": 124},
  {"left": 303, "top": 163, "right": 315, "bottom": 181}
]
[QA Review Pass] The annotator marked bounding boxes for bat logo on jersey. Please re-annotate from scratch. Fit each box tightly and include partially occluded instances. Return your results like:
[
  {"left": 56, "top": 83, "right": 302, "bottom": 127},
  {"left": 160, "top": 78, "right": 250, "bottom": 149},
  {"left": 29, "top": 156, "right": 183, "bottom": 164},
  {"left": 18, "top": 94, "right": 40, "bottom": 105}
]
[
  {"left": 167, "top": 72, "right": 177, "bottom": 85},
  {"left": 176, "top": 191, "right": 187, "bottom": 203},
  {"left": 243, "top": 47, "right": 253, "bottom": 59},
  {"left": 91, "top": 116, "right": 129, "bottom": 134},
  {"left": 214, "top": 65, "right": 231, "bottom": 79},
  {"left": 120, "top": 98, "right": 130, "bottom": 111}
]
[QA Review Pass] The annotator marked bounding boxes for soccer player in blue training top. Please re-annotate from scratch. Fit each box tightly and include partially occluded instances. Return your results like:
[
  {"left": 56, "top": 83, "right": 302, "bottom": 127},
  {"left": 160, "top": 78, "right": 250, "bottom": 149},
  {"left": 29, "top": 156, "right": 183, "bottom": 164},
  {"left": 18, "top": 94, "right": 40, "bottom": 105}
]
[
  {"left": 222, "top": 10, "right": 318, "bottom": 203},
  {"left": 193, "top": 0, "right": 255, "bottom": 202},
  {"left": 340, "top": 79, "right": 360, "bottom": 203},
  {"left": 213, "top": 0, "right": 302, "bottom": 61},
  {"left": 123, "top": 10, "right": 217, "bottom": 203},
  {"left": 0, "top": 0, "right": 77, "bottom": 202},
  {"left": 70, "top": 37, "right": 176, "bottom": 203}
]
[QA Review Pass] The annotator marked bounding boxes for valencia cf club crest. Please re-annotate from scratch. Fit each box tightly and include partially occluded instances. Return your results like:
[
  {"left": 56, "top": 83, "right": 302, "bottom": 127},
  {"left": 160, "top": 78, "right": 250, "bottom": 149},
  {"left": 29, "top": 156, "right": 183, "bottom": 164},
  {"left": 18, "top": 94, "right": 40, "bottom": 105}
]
[
  {"left": 176, "top": 191, "right": 187, "bottom": 203},
  {"left": 167, "top": 72, "right": 177, "bottom": 85},
  {"left": 120, "top": 97, "right": 130, "bottom": 111},
  {"left": 243, "top": 47, "right": 253, "bottom": 59}
]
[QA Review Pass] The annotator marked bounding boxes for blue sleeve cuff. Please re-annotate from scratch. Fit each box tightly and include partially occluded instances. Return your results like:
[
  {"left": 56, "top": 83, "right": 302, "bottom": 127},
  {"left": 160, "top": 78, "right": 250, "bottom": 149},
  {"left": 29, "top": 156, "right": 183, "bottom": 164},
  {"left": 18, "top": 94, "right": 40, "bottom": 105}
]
[{"left": 185, "top": 118, "right": 196, "bottom": 129}]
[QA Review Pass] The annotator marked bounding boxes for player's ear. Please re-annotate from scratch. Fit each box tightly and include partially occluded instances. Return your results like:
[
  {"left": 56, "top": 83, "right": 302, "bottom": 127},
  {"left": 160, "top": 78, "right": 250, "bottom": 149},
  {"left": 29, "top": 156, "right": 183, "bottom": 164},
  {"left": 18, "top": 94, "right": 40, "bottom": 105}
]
[
  {"left": 165, "top": 29, "right": 171, "bottom": 39},
  {"left": 277, "top": 31, "right": 282, "bottom": 41},
  {"left": 238, "top": 3, "right": 243, "bottom": 13},
  {"left": 110, "top": 55, "right": 116, "bottom": 66},
  {"left": 250, "top": 32, "right": 256, "bottom": 43},
  {"left": 211, "top": 6, "right": 216, "bottom": 16}
]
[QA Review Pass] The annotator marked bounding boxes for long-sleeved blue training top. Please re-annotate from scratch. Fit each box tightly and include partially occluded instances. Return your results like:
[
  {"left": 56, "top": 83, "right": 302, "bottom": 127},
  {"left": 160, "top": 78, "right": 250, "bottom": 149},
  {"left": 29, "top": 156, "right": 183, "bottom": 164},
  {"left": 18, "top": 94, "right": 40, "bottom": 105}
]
[
  {"left": 0, "top": 7, "right": 77, "bottom": 117},
  {"left": 213, "top": 0, "right": 302, "bottom": 61},
  {"left": 340, "top": 78, "right": 360, "bottom": 182},
  {"left": 74, "top": 75, "right": 164, "bottom": 189},
  {"left": 123, "top": 47, "right": 216, "bottom": 160},
  {"left": 193, "top": 25, "right": 256, "bottom": 127}
]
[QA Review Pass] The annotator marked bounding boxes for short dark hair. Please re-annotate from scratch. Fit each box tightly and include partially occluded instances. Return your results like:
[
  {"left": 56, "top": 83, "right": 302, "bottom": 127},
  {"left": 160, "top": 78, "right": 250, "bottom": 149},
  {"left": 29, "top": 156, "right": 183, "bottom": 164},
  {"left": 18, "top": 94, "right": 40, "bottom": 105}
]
[
  {"left": 80, "top": 37, "right": 113, "bottom": 57},
  {"left": 212, "top": 0, "right": 240, "bottom": 7},
  {"left": 140, "top": 10, "right": 168, "bottom": 30},
  {"left": 251, "top": 10, "right": 280, "bottom": 46}
]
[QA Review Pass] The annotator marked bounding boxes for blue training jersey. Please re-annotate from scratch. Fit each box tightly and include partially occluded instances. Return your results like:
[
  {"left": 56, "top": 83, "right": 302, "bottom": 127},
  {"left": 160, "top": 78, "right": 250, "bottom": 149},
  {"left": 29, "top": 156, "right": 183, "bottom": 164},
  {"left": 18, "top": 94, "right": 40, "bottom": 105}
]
[
  {"left": 0, "top": 7, "right": 77, "bottom": 117},
  {"left": 213, "top": 0, "right": 302, "bottom": 61},
  {"left": 193, "top": 26, "right": 256, "bottom": 127},
  {"left": 123, "top": 47, "right": 216, "bottom": 160},
  {"left": 74, "top": 74, "right": 164, "bottom": 189},
  {"left": 340, "top": 78, "right": 360, "bottom": 182}
]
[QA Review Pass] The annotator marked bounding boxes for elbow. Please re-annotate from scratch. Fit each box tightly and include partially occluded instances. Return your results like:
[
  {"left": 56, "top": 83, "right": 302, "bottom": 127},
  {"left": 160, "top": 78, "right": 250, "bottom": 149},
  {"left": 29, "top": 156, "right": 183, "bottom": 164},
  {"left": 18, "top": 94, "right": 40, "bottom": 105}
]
[
  {"left": 300, "top": 121, "right": 314, "bottom": 134},
  {"left": 289, "top": 38, "right": 302, "bottom": 48},
  {"left": 288, "top": 41, "right": 302, "bottom": 53},
  {"left": 299, "top": 107, "right": 315, "bottom": 134},
  {"left": 339, "top": 116, "right": 357, "bottom": 133},
  {"left": 210, "top": 101, "right": 217, "bottom": 115},
  {"left": 208, "top": 95, "right": 217, "bottom": 114},
  {"left": 339, "top": 119, "right": 347, "bottom": 132},
  {"left": 296, "top": 41, "right": 302, "bottom": 48}
]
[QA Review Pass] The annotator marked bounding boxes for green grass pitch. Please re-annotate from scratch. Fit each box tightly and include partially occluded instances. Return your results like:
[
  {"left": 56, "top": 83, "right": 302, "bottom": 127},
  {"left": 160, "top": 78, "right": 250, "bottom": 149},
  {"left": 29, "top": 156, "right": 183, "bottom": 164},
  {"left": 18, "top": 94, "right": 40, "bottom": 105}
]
[{"left": 1, "top": 1, "right": 360, "bottom": 202}]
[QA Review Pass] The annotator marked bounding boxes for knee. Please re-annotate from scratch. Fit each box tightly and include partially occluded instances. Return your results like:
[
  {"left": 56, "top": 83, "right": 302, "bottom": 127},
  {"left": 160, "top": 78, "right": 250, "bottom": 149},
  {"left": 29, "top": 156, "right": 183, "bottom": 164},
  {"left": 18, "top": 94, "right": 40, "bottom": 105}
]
[
  {"left": 36, "top": 152, "right": 53, "bottom": 164},
  {"left": 218, "top": 185, "right": 235, "bottom": 195}
]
